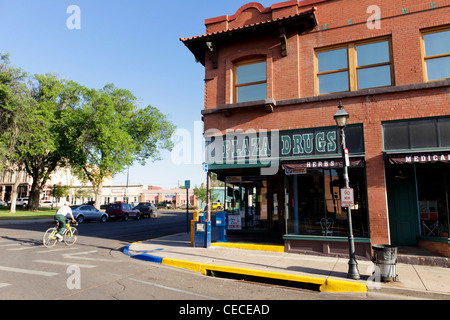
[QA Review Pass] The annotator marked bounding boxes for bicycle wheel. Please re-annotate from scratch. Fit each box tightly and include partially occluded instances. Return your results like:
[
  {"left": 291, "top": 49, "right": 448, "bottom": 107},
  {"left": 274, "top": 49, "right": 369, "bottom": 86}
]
[
  {"left": 64, "top": 227, "right": 78, "bottom": 246},
  {"left": 43, "top": 227, "right": 58, "bottom": 248}
]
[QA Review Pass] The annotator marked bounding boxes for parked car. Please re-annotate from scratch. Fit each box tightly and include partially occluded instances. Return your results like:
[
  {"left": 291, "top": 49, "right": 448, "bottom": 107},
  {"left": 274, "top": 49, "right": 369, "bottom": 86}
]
[
  {"left": 105, "top": 202, "right": 141, "bottom": 221},
  {"left": 69, "top": 205, "right": 108, "bottom": 223},
  {"left": 157, "top": 201, "right": 173, "bottom": 209},
  {"left": 211, "top": 202, "right": 224, "bottom": 211},
  {"left": 39, "top": 200, "right": 57, "bottom": 208},
  {"left": 135, "top": 202, "right": 158, "bottom": 218},
  {"left": 7, "top": 197, "right": 29, "bottom": 207},
  {"left": 177, "top": 203, "right": 194, "bottom": 210}
]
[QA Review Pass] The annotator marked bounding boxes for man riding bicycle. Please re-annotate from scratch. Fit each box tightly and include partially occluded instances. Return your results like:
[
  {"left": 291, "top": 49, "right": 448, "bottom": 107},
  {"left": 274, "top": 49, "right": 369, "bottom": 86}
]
[{"left": 54, "top": 202, "right": 76, "bottom": 241}]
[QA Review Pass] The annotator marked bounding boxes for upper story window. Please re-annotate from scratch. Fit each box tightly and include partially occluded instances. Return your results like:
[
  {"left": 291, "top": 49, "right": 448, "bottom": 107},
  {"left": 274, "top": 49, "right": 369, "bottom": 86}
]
[
  {"left": 316, "top": 38, "right": 393, "bottom": 95},
  {"left": 234, "top": 59, "right": 267, "bottom": 103},
  {"left": 422, "top": 27, "right": 450, "bottom": 81}
]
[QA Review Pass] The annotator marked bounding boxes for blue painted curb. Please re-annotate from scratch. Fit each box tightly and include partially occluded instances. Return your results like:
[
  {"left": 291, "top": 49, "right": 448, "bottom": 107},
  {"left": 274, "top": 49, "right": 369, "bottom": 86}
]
[{"left": 123, "top": 244, "right": 164, "bottom": 263}]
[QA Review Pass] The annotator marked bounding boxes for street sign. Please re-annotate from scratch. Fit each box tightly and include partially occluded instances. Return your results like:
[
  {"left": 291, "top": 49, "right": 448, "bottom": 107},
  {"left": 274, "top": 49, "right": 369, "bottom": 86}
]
[
  {"left": 341, "top": 188, "right": 354, "bottom": 207},
  {"left": 184, "top": 180, "right": 190, "bottom": 189},
  {"left": 204, "top": 163, "right": 208, "bottom": 173}
]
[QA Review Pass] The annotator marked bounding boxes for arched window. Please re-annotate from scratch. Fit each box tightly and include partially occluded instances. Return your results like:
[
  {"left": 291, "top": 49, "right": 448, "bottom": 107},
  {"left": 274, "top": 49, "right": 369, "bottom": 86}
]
[{"left": 234, "top": 58, "right": 267, "bottom": 103}]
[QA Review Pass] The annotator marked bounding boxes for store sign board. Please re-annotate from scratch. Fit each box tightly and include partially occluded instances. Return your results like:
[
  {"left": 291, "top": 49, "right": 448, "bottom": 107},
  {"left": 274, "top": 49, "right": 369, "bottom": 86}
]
[
  {"left": 205, "top": 125, "right": 363, "bottom": 166},
  {"left": 389, "top": 152, "right": 450, "bottom": 164},
  {"left": 227, "top": 215, "right": 242, "bottom": 230}
]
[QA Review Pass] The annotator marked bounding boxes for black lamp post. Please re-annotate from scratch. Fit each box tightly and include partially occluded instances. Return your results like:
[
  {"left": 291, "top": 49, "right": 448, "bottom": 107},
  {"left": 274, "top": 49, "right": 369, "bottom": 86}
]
[{"left": 334, "top": 102, "right": 360, "bottom": 280}]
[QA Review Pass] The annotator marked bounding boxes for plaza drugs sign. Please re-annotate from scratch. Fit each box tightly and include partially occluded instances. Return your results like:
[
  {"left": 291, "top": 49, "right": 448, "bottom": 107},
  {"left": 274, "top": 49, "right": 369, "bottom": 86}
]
[{"left": 205, "top": 125, "right": 363, "bottom": 167}]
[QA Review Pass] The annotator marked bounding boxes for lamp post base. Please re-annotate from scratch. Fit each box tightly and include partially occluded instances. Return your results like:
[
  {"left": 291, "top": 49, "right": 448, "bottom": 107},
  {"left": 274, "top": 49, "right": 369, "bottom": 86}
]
[{"left": 348, "top": 260, "right": 360, "bottom": 280}]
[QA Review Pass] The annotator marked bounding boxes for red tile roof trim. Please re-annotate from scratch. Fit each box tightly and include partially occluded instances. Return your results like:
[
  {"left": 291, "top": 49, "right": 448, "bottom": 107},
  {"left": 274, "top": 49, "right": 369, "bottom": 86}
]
[{"left": 180, "top": 6, "right": 317, "bottom": 42}]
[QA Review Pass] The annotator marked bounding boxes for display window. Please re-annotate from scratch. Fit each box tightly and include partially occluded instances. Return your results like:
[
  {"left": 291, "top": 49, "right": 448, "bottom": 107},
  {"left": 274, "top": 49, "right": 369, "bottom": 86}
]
[{"left": 285, "top": 166, "right": 369, "bottom": 238}]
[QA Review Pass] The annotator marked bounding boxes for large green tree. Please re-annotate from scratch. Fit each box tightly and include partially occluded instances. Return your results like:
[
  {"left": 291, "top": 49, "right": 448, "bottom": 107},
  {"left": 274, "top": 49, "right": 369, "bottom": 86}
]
[
  {"left": 0, "top": 54, "right": 33, "bottom": 212},
  {"left": 67, "top": 84, "right": 175, "bottom": 209},
  {"left": 21, "top": 74, "right": 83, "bottom": 210}
]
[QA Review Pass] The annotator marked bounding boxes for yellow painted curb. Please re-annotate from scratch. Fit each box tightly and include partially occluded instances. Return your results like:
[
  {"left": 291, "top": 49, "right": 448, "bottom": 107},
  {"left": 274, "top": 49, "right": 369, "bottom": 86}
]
[
  {"left": 320, "top": 278, "right": 368, "bottom": 293},
  {"left": 162, "top": 258, "right": 203, "bottom": 273},
  {"left": 160, "top": 259, "right": 367, "bottom": 293},
  {"left": 211, "top": 242, "right": 284, "bottom": 252},
  {"left": 200, "top": 263, "right": 326, "bottom": 286}
]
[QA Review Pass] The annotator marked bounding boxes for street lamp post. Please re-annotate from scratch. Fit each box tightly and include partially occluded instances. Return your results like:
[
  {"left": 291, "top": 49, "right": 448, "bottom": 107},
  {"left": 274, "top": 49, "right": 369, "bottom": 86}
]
[{"left": 334, "top": 102, "right": 360, "bottom": 280}]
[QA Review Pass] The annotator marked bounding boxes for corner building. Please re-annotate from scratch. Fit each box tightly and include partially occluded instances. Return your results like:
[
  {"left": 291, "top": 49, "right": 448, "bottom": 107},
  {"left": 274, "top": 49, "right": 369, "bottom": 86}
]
[{"left": 181, "top": 0, "right": 450, "bottom": 258}]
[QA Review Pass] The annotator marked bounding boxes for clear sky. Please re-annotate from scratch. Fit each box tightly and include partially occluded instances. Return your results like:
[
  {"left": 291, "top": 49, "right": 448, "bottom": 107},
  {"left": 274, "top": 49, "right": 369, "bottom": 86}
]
[{"left": 0, "top": 0, "right": 276, "bottom": 189}]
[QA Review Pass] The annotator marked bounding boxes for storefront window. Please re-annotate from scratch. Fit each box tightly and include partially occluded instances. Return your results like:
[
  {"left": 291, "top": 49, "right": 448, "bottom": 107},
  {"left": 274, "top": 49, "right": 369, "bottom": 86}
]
[
  {"left": 286, "top": 167, "right": 369, "bottom": 237},
  {"left": 224, "top": 178, "right": 268, "bottom": 231},
  {"left": 416, "top": 163, "right": 450, "bottom": 238}
]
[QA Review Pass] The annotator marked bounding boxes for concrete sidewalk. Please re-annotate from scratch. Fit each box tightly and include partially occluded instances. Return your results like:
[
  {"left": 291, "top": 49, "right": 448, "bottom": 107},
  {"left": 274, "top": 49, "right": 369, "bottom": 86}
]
[{"left": 125, "top": 232, "right": 450, "bottom": 299}]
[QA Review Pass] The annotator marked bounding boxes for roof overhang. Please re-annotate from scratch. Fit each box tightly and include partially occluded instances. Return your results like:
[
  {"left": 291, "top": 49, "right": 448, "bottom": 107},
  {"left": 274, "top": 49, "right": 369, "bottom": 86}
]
[{"left": 180, "top": 8, "right": 318, "bottom": 66}]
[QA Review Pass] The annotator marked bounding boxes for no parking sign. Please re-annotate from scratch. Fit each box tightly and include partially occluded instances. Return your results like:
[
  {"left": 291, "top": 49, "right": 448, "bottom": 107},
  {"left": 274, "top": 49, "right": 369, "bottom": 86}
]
[{"left": 340, "top": 188, "right": 354, "bottom": 208}]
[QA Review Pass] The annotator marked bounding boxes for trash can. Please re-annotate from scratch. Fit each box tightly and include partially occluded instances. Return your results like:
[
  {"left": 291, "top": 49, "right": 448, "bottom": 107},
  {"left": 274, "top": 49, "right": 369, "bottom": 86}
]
[
  {"left": 372, "top": 244, "right": 398, "bottom": 282},
  {"left": 216, "top": 211, "right": 228, "bottom": 242}
]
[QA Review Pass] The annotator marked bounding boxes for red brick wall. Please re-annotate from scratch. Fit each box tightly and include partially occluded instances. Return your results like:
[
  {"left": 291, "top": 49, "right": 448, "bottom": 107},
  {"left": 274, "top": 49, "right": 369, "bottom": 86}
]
[{"left": 198, "top": 0, "right": 450, "bottom": 245}]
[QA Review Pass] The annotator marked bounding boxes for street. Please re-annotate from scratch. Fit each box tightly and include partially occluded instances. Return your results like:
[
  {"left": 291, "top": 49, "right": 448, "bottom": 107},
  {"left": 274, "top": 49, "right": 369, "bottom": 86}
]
[{"left": 0, "top": 210, "right": 398, "bottom": 303}]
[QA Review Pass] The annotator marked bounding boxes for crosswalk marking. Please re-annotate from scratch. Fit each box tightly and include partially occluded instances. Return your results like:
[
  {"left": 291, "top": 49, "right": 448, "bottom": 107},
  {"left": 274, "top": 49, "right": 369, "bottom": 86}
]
[
  {"left": 0, "top": 243, "right": 20, "bottom": 247},
  {"left": 0, "top": 265, "right": 58, "bottom": 277},
  {"left": 63, "top": 250, "right": 98, "bottom": 256},
  {"left": 36, "top": 247, "right": 81, "bottom": 254},
  {"left": 33, "top": 260, "right": 97, "bottom": 268},
  {"left": 63, "top": 255, "right": 121, "bottom": 262},
  {"left": 8, "top": 246, "right": 39, "bottom": 251}
]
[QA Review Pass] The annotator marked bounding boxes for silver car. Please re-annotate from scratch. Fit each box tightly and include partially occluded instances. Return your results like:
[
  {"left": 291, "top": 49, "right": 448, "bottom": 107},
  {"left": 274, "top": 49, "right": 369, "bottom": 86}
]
[{"left": 68, "top": 205, "right": 108, "bottom": 223}]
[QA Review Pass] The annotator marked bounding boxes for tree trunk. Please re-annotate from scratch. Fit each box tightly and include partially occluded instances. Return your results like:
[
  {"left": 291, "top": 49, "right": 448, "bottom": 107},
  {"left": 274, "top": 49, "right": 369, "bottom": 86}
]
[
  {"left": 93, "top": 181, "right": 103, "bottom": 210},
  {"left": 28, "top": 178, "right": 41, "bottom": 211},
  {"left": 9, "top": 166, "right": 24, "bottom": 213}
]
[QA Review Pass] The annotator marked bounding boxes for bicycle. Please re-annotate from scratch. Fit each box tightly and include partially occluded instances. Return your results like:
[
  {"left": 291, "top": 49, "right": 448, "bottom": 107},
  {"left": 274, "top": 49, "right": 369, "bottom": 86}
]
[{"left": 42, "top": 220, "right": 78, "bottom": 248}]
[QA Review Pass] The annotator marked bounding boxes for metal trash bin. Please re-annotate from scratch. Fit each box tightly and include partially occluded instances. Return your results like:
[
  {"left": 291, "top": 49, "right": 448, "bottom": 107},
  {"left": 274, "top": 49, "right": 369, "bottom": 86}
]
[{"left": 372, "top": 245, "right": 398, "bottom": 282}]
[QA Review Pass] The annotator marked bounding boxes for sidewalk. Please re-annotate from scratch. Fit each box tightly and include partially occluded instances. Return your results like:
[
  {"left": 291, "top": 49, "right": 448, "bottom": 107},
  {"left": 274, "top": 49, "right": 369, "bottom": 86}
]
[{"left": 125, "top": 232, "right": 450, "bottom": 299}]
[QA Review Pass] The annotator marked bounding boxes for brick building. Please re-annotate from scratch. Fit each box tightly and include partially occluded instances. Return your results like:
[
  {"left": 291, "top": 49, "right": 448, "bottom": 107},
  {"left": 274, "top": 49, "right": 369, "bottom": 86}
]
[{"left": 181, "top": 0, "right": 450, "bottom": 258}]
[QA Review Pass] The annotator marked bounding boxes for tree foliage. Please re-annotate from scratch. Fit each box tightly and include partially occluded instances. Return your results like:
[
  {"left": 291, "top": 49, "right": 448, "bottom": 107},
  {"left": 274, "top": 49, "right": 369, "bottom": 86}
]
[{"left": 0, "top": 54, "right": 176, "bottom": 211}]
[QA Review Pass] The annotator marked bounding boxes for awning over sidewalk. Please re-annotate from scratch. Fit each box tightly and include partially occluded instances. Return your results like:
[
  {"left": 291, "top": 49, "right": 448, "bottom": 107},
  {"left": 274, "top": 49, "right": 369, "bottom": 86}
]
[
  {"left": 386, "top": 151, "right": 450, "bottom": 164},
  {"left": 282, "top": 157, "right": 364, "bottom": 172}
]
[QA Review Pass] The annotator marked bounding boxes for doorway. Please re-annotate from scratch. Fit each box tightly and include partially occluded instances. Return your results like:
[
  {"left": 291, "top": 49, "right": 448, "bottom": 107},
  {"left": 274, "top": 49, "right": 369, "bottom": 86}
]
[{"left": 386, "top": 164, "right": 420, "bottom": 246}]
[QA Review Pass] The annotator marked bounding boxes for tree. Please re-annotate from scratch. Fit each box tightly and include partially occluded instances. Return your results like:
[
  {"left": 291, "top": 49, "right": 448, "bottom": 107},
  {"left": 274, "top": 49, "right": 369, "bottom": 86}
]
[
  {"left": 20, "top": 74, "right": 83, "bottom": 210},
  {"left": 0, "top": 54, "right": 32, "bottom": 212},
  {"left": 67, "top": 84, "right": 175, "bottom": 209}
]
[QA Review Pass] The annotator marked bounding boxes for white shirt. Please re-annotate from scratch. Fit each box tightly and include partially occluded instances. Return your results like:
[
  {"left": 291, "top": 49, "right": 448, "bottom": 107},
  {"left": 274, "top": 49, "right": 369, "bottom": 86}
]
[{"left": 56, "top": 206, "right": 72, "bottom": 216}]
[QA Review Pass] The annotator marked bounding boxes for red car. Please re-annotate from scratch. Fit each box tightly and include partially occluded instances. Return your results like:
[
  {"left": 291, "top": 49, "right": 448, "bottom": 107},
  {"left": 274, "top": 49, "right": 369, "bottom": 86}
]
[{"left": 105, "top": 202, "right": 141, "bottom": 221}]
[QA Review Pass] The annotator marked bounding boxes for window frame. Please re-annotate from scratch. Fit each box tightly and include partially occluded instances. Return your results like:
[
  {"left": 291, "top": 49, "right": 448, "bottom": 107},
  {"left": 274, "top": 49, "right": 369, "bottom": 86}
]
[
  {"left": 233, "top": 57, "right": 267, "bottom": 103},
  {"left": 421, "top": 25, "right": 450, "bottom": 82},
  {"left": 315, "top": 37, "right": 394, "bottom": 95}
]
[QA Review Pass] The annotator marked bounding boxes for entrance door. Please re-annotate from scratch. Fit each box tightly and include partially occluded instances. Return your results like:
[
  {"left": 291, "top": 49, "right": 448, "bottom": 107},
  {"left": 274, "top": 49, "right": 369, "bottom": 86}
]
[{"left": 386, "top": 165, "right": 420, "bottom": 245}]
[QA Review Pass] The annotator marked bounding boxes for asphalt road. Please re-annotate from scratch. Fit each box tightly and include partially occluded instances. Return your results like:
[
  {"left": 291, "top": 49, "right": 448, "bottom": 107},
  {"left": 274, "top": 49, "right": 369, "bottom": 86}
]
[{"left": 0, "top": 210, "right": 392, "bottom": 306}]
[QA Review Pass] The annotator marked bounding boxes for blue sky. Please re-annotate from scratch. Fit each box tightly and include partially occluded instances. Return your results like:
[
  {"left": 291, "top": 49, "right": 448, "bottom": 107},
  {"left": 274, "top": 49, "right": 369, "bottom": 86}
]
[{"left": 0, "top": 0, "right": 276, "bottom": 189}]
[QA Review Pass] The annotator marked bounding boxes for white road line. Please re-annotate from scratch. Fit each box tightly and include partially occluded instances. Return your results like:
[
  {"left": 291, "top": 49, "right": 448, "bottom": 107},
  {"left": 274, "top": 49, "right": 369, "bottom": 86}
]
[
  {"left": 0, "top": 265, "right": 58, "bottom": 277},
  {"left": 0, "top": 243, "right": 20, "bottom": 247},
  {"left": 63, "top": 255, "right": 121, "bottom": 262},
  {"left": 128, "top": 278, "right": 219, "bottom": 300},
  {"left": 8, "top": 246, "right": 40, "bottom": 251},
  {"left": 0, "top": 283, "right": 11, "bottom": 289},
  {"left": 63, "top": 250, "right": 98, "bottom": 256},
  {"left": 33, "top": 260, "right": 97, "bottom": 268},
  {"left": 36, "top": 247, "right": 81, "bottom": 253}
]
